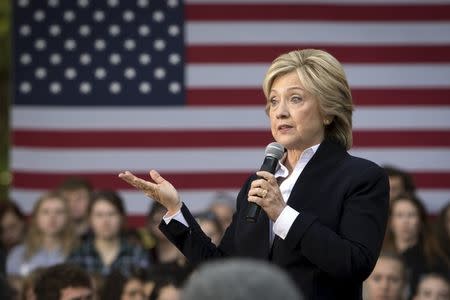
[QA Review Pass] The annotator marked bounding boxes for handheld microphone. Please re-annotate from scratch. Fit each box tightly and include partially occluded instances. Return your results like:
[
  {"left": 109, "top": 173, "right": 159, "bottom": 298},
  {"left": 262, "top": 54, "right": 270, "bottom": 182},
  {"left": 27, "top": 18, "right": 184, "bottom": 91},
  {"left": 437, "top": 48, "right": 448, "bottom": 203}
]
[{"left": 246, "top": 142, "right": 285, "bottom": 223}]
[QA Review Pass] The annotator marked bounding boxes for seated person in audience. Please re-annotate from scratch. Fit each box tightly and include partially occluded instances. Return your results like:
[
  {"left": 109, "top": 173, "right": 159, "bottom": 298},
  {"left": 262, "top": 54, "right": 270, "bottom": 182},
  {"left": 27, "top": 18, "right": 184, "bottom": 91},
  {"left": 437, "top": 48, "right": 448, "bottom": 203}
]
[
  {"left": 194, "top": 211, "right": 223, "bottom": 246},
  {"left": 144, "top": 262, "right": 192, "bottom": 299},
  {"left": 34, "top": 263, "right": 93, "bottom": 300},
  {"left": 21, "top": 267, "right": 46, "bottom": 300},
  {"left": 383, "top": 194, "right": 450, "bottom": 295},
  {"left": 208, "top": 192, "right": 235, "bottom": 232},
  {"left": 7, "top": 192, "right": 77, "bottom": 277},
  {"left": 68, "top": 190, "right": 149, "bottom": 276},
  {"left": 364, "top": 252, "right": 408, "bottom": 300},
  {"left": 101, "top": 268, "right": 147, "bottom": 300},
  {"left": 0, "top": 199, "right": 27, "bottom": 254},
  {"left": 383, "top": 166, "right": 416, "bottom": 202},
  {"left": 57, "top": 177, "right": 93, "bottom": 239},
  {"left": 413, "top": 273, "right": 450, "bottom": 300},
  {"left": 435, "top": 202, "right": 450, "bottom": 262}
]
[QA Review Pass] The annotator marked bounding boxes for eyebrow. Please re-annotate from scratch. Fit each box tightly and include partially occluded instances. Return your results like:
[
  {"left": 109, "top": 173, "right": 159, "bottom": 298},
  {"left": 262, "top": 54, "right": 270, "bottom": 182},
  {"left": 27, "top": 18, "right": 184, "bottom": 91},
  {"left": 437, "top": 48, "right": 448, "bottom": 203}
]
[{"left": 270, "top": 86, "right": 305, "bottom": 93}]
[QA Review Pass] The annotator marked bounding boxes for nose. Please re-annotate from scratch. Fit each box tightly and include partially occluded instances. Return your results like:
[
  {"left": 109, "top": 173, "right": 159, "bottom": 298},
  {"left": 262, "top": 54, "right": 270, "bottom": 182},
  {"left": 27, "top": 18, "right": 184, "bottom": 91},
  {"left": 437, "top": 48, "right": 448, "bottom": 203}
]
[{"left": 276, "top": 99, "right": 289, "bottom": 119}]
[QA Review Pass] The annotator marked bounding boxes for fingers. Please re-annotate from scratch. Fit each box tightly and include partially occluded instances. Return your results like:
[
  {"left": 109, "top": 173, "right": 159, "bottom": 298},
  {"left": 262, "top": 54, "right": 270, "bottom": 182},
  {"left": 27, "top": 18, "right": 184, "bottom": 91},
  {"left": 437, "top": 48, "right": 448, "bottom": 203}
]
[
  {"left": 149, "top": 170, "right": 165, "bottom": 184},
  {"left": 118, "top": 170, "right": 156, "bottom": 191}
]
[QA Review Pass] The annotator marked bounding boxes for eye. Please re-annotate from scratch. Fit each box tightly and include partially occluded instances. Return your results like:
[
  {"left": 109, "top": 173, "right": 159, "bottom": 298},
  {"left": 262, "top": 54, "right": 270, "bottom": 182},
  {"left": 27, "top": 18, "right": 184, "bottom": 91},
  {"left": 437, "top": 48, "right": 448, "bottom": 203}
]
[
  {"left": 269, "top": 97, "right": 278, "bottom": 106},
  {"left": 290, "top": 96, "right": 303, "bottom": 103}
]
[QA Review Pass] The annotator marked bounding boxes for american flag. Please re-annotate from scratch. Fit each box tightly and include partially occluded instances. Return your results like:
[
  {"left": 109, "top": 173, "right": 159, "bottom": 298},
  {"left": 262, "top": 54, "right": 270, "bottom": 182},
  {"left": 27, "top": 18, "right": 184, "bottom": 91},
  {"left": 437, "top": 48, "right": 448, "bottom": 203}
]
[{"left": 11, "top": 0, "right": 450, "bottom": 226}]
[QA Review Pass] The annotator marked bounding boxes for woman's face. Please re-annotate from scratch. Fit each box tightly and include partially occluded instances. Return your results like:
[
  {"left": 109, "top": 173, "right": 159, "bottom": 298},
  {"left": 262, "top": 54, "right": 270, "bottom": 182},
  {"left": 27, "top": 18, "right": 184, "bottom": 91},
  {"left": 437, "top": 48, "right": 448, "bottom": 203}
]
[
  {"left": 90, "top": 200, "right": 122, "bottom": 240},
  {"left": 268, "top": 71, "right": 325, "bottom": 151},
  {"left": 390, "top": 199, "right": 421, "bottom": 243},
  {"left": 36, "top": 198, "right": 67, "bottom": 236},
  {"left": 365, "top": 257, "right": 405, "bottom": 300},
  {"left": 121, "top": 279, "right": 145, "bottom": 300},
  {"left": 1, "top": 211, "right": 25, "bottom": 249}
]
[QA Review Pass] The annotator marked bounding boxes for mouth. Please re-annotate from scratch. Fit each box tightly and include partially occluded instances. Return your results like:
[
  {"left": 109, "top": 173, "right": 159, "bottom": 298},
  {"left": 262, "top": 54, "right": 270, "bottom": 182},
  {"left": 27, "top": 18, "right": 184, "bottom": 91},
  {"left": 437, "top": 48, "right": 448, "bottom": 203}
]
[{"left": 278, "top": 124, "right": 293, "bottom": 131}]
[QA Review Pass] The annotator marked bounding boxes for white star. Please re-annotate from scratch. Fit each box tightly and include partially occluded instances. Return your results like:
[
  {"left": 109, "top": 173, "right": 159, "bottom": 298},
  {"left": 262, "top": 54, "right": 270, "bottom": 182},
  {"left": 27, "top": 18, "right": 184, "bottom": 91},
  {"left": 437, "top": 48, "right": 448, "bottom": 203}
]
[
  {"left": 63, "top": 10, "right": 76, "bottom": 22},
  {"left": 78, "top": 0, "right": 89, "bottom": 8},
  {"left": 138, "top": 25, "right": 151, "bottom": 37},
  {"left": 124, "top": 67, "right": 136, "bottom": 79},
  {"left": 109, "top": 82, "right": 121, "bottom": 94},
  {"left": 79, "top": 25, "right": 91, "bottom": 36},
  {"left": 18, "top": 0, "right": 29, "bottom": 8},
  {"left": 154, "top": 67, "right": 166, "bottom": 79},
  {"left": 49, "top": 82, "right": 62, "bottom": 94},
  {"left": 123, "top": 10, "right": 135, "bottom": 22},
  {"left": 93, "top": 10, "right": 105, "bottom": 22},
  {"left": 95, "top": 68, "right": 107, "bottom": 79},
  {"left": 168, "top": 25, "right": 180, "bottom": 37},
  {"left": 49, "top": 24, "right": 61, "bottom": 36},
  {"left": 124, "top": 39, "right": 136, "bottom": 51},
  {"left": 48, "top": 0, "right": 59, "bottom": 7},
  {"left": 34, "top": 10, "right": 46, "bottom": 22},
  {"left": 49, "top": 53, "right": 62, "bottom": 65},
  {"left": 153, "top": 39, "right": 166, "bottom": 51},
  {"left": 153, "top": 11, "right": 165, "bottom": 23},
  {"left": 137, "top": 0, "right": 149, "bottom": 8},
  {"left": 20, "top": 53, "right": 32, "bottom": 65},
  {"left": 109, "top": 25, "right": 121, "bottom": 36},
  {"left": 107, "top": 0, "right": 119, "bottom": 7},
  {"left": 94, "top": 39, "right": 106, "bottom": 51},
  {"left": 139, "top": 53, "right": 151, "bottom": 65},
  {"left": 35, "top": 67, "right": 47, "bottom": 79},
  {"left": 19, "top": 25, "right": 31, "bottom": 37},
  {"left": 169, "top": 82, "right": 181, "bottom": 94},
  {"left": 139, "top": 82, "right": 151, "bottom": 94},
  {"left": 19, "top": 82, "right": 32, "bottom": 94},
  {"left": 64, "top": 39, "right": 77, "bottom": 51},
  {"left": 167, "top": 0, "right": 179, "bottom": 8},
  {"left": 80, "top": 53, "right": 92, "bottom": 65},
  {"left": 169, "top": 53, "right": 181, "bottom": 65},
  {"left": 34, "top": 39, "right": 47, "bottom": 51},
  {"left": 80, "top": 82, "right": 92, "bottom": 94},
  {"left": 65, "top": 68, "right": 77, "bottom": 80},
  {"left": 109, "top": 53, "right": 121, "bottom": 65}
]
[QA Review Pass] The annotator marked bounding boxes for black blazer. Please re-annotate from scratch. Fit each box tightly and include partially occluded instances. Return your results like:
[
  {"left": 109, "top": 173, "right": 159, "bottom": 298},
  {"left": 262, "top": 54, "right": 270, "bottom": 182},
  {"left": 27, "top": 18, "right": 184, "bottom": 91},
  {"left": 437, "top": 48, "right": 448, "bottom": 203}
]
[{"left": 160, "top": 140, "right": 389, "bottom": 299}]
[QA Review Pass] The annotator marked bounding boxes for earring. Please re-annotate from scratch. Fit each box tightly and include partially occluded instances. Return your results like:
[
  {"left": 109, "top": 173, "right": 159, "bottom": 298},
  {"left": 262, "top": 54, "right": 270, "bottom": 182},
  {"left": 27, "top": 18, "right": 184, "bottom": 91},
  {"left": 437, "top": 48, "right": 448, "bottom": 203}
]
[{"left": 324, "top": 119, "right": 330, "bottom": 125}]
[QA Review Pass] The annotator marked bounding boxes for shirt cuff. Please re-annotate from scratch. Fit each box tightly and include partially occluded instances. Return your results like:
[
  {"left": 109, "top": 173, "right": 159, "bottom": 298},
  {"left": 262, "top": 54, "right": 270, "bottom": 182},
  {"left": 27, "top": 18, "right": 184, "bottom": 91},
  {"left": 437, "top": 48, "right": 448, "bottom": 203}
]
[
  {"left": 273, "top": 205, "right": 299, "bottom": 240},
  {"left": 163, "top": 208, "right": 189, "bottom": 227}
]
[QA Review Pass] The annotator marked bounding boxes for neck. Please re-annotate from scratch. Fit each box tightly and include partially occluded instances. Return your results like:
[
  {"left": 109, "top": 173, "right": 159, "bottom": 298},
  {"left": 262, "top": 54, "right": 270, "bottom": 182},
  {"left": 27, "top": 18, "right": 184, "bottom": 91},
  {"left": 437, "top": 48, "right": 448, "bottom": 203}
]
[
  {"left": 95, "top": 236, "right": 120, "bottom": 250},
  {"left": 285, "top": 149, "right": 303, "bottom": 173},
  {"left": 41, "top": 235, "right": 60, "bottom": 250},
  {"left": 395, "top": 237, "right": 418, "bottom": 253}
]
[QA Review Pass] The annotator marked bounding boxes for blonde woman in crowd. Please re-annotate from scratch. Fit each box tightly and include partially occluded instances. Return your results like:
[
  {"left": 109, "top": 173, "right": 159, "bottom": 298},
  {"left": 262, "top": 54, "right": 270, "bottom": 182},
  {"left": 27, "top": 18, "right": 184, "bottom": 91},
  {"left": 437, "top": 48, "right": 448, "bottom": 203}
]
[{"left": 6, "top": 191, "right": 76, "bottom": 277}]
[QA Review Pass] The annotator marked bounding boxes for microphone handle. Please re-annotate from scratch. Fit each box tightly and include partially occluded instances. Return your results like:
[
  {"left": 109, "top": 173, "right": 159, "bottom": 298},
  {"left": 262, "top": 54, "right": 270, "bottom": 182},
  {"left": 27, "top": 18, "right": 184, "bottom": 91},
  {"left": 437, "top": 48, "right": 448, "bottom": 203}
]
[{"left": 245, "top": 156, "right": 279, "bottom": 222}]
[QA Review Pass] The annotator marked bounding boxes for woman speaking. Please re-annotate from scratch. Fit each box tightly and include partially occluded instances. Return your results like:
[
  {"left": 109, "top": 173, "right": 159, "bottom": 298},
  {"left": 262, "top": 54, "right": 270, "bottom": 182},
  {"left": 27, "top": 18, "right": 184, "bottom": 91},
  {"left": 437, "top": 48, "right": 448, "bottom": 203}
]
[{"left": 119, "top": 49, "right": 389, "bottom": 299}]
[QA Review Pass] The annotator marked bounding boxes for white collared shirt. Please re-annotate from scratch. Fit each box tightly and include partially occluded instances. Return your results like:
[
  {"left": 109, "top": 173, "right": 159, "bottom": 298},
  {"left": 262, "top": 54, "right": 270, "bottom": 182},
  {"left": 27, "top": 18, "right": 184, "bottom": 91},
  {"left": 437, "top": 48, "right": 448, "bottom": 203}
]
[{"left": 164, "top": 143, "right": 320, "bottom": 243}]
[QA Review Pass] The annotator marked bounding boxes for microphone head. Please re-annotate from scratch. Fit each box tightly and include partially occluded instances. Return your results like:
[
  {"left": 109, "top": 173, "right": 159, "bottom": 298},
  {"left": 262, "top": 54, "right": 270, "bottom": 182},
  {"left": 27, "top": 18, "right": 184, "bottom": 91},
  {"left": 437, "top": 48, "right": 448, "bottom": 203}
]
[{"left": 265, "top": 142, "right": 285, "bottom": 160}]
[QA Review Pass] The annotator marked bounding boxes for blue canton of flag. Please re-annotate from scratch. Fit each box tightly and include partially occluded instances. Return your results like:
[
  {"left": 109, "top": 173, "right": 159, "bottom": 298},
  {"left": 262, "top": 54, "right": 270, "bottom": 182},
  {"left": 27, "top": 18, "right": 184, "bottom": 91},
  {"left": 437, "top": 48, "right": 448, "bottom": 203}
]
[{"left": 13, "top": 0, "right": 185, "bottom": 106}]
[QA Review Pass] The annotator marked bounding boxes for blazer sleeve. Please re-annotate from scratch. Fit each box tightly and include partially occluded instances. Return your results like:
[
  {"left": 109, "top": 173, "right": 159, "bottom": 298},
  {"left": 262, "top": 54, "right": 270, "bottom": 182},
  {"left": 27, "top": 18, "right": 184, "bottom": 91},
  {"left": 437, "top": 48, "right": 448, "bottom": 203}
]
[{"left": 283, "top": 164, "right": 389, "bottom": 281}]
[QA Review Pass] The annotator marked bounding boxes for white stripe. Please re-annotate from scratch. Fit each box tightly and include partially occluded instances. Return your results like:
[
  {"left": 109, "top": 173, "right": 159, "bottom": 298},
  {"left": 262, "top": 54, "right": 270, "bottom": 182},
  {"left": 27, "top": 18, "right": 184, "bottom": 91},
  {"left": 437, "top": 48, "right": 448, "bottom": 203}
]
[
  {"left": 186, "top": 0, "right": 450, "bottom": 4},
  {"left": 10, "top": 188, "right": 449, "bottom": 215},
  {"left": 187, "top": 64, "right": 450, "bottom": 88},
  {"left": 187, "top": 22, "right": 450, "bottom": 45},
  {"left": 11, "top": 147, "right": 450, "bottom": 172},
  {"left": 12, "top": 106, "right": 450, "bottom": 130}
]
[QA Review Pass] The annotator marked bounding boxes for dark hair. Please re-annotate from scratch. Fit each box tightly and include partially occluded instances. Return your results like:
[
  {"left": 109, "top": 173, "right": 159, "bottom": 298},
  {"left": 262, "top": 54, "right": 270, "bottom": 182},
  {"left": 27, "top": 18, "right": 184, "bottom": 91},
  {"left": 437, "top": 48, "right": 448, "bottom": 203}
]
[
  {"left": 0, "top": 199, "right": 26, "bottom": 223},
  {"left": 34, "top": 264, "right": 92, "bottom": 300},
  {"left": 101, "top": 268, "right": 146, "bottom": 300},
  {"left": 383, "top": 165, "right": 416, "bottom": 194},
  {"left": 57, "top": 176, "right": 93, "bottom": 192},
  {"left": 88, "top": 190, "right": 126, "bottom": 217}
]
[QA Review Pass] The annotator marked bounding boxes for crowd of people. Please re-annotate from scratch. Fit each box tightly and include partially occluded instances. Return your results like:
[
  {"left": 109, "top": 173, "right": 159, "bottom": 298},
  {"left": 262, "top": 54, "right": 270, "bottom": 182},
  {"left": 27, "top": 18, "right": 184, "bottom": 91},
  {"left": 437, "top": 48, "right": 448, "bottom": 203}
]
[{"left": 0, "top": 165, "right": 448, "bottom": 299}]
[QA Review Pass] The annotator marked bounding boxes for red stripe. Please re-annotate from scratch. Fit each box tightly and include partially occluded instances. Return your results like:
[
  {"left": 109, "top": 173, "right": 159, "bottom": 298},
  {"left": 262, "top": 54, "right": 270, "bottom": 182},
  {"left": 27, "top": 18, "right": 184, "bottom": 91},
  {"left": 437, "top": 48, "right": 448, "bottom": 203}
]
[
  {"left": 185, "top": 4, "right": 450, "bottom": 21},
  {"left": 187, "top": 88, "right": 450, "bottom": 106},
  {"left": 12, "top": 171, "right": 450, "bottom": 190},
  {"left": 188, "top": 45, "right": 450, "bottom": 63},
  {"left": 12, "top": 130, "right": 450, "bottom": 148}
]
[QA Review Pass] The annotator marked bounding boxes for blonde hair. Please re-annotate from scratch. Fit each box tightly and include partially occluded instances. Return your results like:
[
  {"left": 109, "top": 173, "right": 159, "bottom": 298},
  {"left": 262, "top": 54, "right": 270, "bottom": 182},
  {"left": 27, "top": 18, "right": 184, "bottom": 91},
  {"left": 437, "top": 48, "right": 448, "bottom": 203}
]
[
  {"left": 24, "top": 191, "right": 77, "bottom": 260},
  {"left": 263, "top": 49, "right": 353, "bottom": 150}
]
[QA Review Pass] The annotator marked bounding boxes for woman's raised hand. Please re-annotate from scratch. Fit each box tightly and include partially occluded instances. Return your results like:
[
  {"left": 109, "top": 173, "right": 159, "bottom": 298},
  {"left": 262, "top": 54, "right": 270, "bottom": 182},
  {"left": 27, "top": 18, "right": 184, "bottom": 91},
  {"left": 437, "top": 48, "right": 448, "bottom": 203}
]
[{"left": 118, "top": 170, "right": 182, "bottom": 215}]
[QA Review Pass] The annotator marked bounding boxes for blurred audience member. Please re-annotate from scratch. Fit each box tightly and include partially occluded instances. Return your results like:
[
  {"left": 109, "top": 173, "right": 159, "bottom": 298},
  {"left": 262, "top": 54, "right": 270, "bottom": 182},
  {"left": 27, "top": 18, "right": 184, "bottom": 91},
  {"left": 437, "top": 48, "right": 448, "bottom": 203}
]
[
  {"left": 57, "top": 177, "right": 93, "bottom": 239},
  {"left": 20, "top": 267, "right": 45, "bottom": 300},
  {"left": 181, "top": 258, "right": 302, "bottom": 300},
  {"left": 364, "top": 252, "right": 408, "bottom": 300},
  {"left": 101, "top": 268, "right": 146, "bottom": 300},
  {"left": 413, "top": 273, "right": 450, "bottom": 300},
  {"left": 194, "top": 211, "right": 223, "bottom": 246},
  {"left": 68, "top": 190, "right": 148, "bottom": 276},
  {"left": 145, "top": 263, "right": 191, "bottom": 299},
  {"left": 6, "top": 192, "right": 76, "bottom": 277},
  {"left": 435, "top": 201, "right": 450, "bottom": 261},
  {"left": 208, "top": 192, "right": 235, "bottom": 232},
  {"left": 34, "top": 264, "right": 93, "bottom": 300},
  {"left": 383, "top": 166, "right": 416, "bottom": 202},
  {"left": 0, "top": 199, "right": 26, "bottom": 253},
  {"left": 384, "top": 194, "right": 449, "bottom": 295}
]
